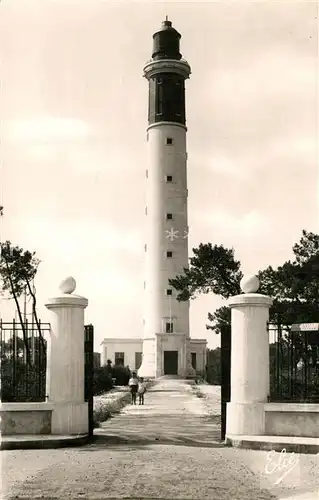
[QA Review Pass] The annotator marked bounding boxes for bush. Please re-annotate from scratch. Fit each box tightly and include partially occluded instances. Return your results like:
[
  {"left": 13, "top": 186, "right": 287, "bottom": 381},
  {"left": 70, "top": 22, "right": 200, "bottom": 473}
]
[
  {"left": 0, "top": 359, "right": 46, "bottom": 402},
  {"left": 93, "top": 364, "right": 131, "bottom": 395},
  {"left": 205, "top": 348, "right": 221, "bottom": 385},
  {"left": 93, "top": 366, "right": 113, "bottom": 396},
  {"left": 93, "top": 400, "right": 112, "bottom": 426},
  {"left": 93, "top": 391, "right": 131, "bottom": 427},
  {"left": 195, "top": 371, "right": 206, "bottom": 384},
  {"left": 111, "top": 364, "right": 130, "bottom": 386},
  {"left": 205, "top": 365, "right": 221, "bottom": 385}
]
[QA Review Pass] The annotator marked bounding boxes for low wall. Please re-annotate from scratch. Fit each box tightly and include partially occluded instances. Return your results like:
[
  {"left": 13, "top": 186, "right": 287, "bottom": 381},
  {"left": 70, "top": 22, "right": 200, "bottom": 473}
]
[
  {"left": 0, "top": 403, "right": 54, "bottom": 435},
  {"left": 265, "top": 403, "right": 319, "bottom": 438}
]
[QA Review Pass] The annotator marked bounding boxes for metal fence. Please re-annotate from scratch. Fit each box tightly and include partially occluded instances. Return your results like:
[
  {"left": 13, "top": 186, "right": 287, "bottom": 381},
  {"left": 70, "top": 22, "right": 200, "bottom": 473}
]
[
  {"left": 0, "top": 319, "right": 50, "bottom": 402},
  {"left": 268, "top": 322, "right": 319, "bottom": 403}
]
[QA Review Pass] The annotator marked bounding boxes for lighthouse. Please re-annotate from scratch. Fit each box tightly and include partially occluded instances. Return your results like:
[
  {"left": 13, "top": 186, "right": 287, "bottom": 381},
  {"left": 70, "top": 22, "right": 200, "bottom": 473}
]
[{"left": 138, "top": 19, "right": 195, "bottom": 379}]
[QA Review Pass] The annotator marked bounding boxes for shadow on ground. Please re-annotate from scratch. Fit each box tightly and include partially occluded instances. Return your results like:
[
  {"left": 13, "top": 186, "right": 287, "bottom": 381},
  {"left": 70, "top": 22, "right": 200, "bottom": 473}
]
[{"left": 81, "top": 434, "right": 226, "bottom": 451}]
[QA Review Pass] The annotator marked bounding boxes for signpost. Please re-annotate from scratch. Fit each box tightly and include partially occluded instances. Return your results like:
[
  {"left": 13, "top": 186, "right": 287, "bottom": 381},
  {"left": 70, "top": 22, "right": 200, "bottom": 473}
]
[{"left": 291, "top": 323, "right": 319, "bottom": 332}]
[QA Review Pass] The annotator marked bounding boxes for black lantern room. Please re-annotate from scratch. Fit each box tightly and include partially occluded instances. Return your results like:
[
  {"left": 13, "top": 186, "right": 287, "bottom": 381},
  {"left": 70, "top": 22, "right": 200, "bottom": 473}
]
[{"left": 148, "top": 19, "right": 187, "bottom": 126}]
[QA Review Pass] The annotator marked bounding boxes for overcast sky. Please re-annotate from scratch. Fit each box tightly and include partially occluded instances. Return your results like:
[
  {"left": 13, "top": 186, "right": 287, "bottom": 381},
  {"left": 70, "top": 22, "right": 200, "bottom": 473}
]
[{"left": 0, "top": 1, "right": 318, "bottom": 351}]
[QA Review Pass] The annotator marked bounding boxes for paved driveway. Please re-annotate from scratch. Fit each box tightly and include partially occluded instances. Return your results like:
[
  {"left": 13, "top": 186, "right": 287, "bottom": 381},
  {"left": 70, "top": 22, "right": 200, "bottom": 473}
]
[{"left": 1, "top": 379, "right": 318, "bottom": 499}]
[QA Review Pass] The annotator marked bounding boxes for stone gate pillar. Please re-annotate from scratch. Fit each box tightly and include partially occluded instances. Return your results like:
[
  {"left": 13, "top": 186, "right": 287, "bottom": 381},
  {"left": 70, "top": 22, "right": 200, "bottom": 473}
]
[
  {"left": 226, "top": 274, "right": 273, "bottom": 438},
  {"left": 45, "top": 277, "right": 88, "bottom": 435}
]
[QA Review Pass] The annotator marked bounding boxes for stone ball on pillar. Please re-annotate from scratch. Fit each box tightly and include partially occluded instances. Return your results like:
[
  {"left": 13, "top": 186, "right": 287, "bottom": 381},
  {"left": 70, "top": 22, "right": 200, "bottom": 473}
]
[
  {"left": 240, "top": 274, "right": 260, "bottom": 294},
  {"left": 59, "top": 276, "right": 76, "bottom": 294}
]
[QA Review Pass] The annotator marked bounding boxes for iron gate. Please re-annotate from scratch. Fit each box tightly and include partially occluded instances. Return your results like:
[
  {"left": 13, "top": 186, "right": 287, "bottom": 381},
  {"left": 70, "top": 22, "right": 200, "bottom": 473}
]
[
  {"left": 0, "top": 319, "right": 50, "bottom": 402},
  {"left": 84, "top": 324, "right": 94, "bottom": 438},
  {"left": 268, "top": 322, "right": 319, "bottom": 403}
]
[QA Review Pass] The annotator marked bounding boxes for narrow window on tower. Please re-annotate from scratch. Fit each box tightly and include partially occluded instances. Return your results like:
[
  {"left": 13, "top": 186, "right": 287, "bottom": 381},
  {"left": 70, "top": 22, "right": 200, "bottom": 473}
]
[
  {"left": 166, "top": 322, "right": 174, "bottom": 333},
  {"left": 166, "top": 251, "right": 173, "bottom": 258},
  {"left": 166, "top": 289, "right": 173, "bottom": 296},
  {"left": 149, "top": 78, "right": 156, "bottom": 122},
  {"left": 156, "top": 78, "right": 164, "bottom": 115},
  {"left": 144, "top": 244, "right": 147, "bottom": 252},
  {"left": 166, "top": 175, "right": 173, "bottom": 182},
  {"left": 143, "top": 281, "right": 146, "bottom": 289},
  {"left": 174, "top": 79, "right": 184, "bottom": 120},
  {"left": 145, "top": 206, "right": 148, "bottom": 215},
  {"left": 166, "top": 213, "right": 173, "bottom": 220},
  {"left": 166, "top": 137, "right": 173, "bottom": 145},
  {"left": 146, "top": 169, "right": 148, "bottom": 178},
  {"left": 175, "top": 82, "right": 181, "bottom": 117}
]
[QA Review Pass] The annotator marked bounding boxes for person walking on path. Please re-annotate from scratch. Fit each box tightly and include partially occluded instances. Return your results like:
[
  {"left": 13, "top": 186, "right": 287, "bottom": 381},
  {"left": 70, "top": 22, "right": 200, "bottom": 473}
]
[
  {"left": 128, "top": 372, "right": 139, "bottom": 405},
  {"left": 138, "top": 377, "right": 146, "bottom": 405}
]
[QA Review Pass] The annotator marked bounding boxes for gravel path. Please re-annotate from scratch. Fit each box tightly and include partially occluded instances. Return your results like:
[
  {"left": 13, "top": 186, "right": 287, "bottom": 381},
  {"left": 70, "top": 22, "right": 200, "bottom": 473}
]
[
  {"left": 193, "top": 383, "right": 319, "bottom": 500},
  {"left": 1, "top": 379, "right": 318, "bottom": 499}
]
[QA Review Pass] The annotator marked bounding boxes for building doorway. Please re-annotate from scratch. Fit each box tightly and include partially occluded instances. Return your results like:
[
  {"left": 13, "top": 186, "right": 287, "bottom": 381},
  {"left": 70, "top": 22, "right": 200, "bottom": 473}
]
[
  {"left": 135, "top": 352, "right": 142, "bottom": 371},
  {"left": 164, "top": 350, "right": 178, "bottom": 375},
  {"left": 191, "top": 352, "right": 197, "bottom": 370}
]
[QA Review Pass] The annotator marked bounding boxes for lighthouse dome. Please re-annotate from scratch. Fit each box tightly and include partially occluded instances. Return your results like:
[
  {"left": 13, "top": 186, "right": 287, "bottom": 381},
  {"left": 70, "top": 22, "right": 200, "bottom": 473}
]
[{"left": 152, "top": 18, "right": 182, "bottom": 61}]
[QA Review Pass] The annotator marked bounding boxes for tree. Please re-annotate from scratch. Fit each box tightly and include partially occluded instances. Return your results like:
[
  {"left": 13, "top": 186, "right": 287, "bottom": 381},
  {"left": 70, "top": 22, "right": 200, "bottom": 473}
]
[
  {"left": 169, "top": 243, "right": 242, "bottom": 301},
  {"left": 0, "top": 241, "right": 43, "bottom": 365},
  {"left": 169, "top": 230, "right": 319, "bottom": 395},
  {"left": 258, "top": 230, "right": 319, "bottom": 324},
  {"left": 169, "top": 243, "right": 241, "bottom": 336},
  {"left": 205, "top": 347, "right": 221, "bottom": 384},
  {"left": 206, "top": 306, "right": 231, "bottom": 335},
  {"left": 169, "top": 230, "right": 319, "bottom": 335}
]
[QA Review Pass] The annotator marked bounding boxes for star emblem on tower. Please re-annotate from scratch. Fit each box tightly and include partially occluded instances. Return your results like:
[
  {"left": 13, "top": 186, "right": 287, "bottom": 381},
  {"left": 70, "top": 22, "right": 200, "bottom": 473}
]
[
  {"left": 165, "top": 228, "right": 179, "bottom": 241},
  {"left": 164, "top": 228, "right": 189, "bottom": 240}
]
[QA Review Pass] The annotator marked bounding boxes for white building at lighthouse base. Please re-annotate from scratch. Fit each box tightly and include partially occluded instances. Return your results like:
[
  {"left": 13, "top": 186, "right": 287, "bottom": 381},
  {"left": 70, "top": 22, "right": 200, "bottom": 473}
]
[{"left": 100, "top": 336, "right": 207, "bottom": 378}]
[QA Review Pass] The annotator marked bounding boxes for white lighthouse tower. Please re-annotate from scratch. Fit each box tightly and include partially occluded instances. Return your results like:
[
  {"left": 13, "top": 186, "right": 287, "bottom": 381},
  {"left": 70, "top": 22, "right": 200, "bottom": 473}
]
[{"left": 138, "top": 18, "right": 195, "bottom": 379}]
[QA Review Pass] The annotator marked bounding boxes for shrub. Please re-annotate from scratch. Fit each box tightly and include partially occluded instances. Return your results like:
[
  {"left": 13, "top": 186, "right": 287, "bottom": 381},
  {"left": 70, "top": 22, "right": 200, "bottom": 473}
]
[
  {"left": 205, "top": 348, "right": 221, "bottom": 385},
  {"left": 93, "top": 400, "right": 111, "bottom": 426},
  {"left": 0, "top": 359, "right": 46, "bottom": 402},
  {"left": 92, "top": 363, "right": 131, "bottom": 395},
  {"left": 93, "top": 366, "right": 113, "bottom": 396},
  {"left": 111, "top": 364, "right": 130, "bottom": 386},
  {"left": 93, "top": 391, "right": 131, "bottom": 427}
]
